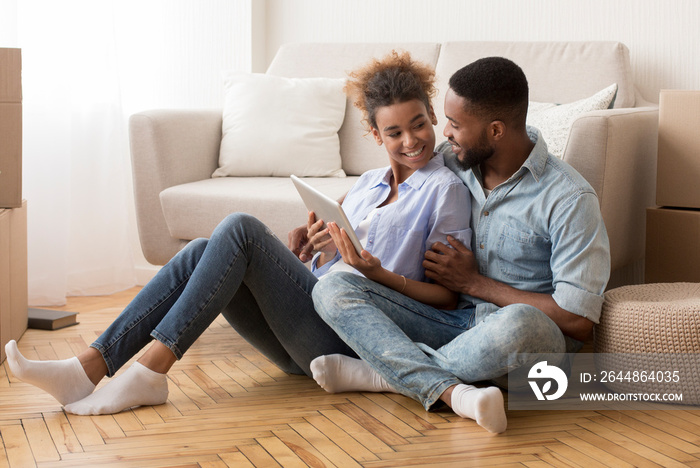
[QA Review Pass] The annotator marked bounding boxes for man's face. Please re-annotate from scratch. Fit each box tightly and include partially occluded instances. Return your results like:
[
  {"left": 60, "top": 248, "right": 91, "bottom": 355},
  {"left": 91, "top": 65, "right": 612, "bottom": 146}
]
[{"left": 443, "top": 88, "right": 495, "bottom": 171}]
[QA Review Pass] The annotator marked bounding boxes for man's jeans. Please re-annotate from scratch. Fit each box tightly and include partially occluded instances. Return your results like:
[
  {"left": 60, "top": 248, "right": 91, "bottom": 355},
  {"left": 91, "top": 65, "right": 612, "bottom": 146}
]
[
  {"left": 313, "top": 271, "right": 571, "bottom": 410},
  {"left": 91, "top": 213, "right": 355, "bottom": 377}
]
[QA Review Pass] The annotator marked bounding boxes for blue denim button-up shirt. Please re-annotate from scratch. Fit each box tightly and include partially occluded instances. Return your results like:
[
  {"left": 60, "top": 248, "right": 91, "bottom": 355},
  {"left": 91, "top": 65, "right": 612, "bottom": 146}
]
[
  {"left": 312, "top": 153, "right": 472, "bottom": 282},
  {"left": 439, "top": 127, "right": 610, "bottom": 324}
]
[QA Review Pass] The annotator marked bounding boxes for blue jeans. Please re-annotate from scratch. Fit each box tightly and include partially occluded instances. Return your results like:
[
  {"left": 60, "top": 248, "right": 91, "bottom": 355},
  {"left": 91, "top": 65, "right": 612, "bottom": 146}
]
[
  {"left": 312, "top": 272, "right": 571, "bottom": 410},
  {"left": 91, "top": 213, "right": 356, "bottom": 377}
]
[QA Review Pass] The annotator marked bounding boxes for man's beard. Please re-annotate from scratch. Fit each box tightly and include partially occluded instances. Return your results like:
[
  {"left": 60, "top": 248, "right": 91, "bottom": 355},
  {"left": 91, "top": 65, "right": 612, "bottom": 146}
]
[{"left": 452, "top": 139, "right": 495, "bottom": 171}]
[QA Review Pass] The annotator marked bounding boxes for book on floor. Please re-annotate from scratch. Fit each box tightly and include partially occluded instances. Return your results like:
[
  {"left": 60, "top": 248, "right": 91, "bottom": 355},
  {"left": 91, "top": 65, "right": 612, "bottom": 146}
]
[{"left": 27, "top": 308, "right": 79, "bottom": 330}]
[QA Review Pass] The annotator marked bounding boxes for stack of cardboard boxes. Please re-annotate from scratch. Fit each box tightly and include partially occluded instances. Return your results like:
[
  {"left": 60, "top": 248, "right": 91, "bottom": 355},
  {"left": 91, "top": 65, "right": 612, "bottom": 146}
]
[
  {"left": 0, "top": 48, "right": 27, "bottom": 362},
  {"left": 645, "top": 90, "right": 700, "bottom": 283}
]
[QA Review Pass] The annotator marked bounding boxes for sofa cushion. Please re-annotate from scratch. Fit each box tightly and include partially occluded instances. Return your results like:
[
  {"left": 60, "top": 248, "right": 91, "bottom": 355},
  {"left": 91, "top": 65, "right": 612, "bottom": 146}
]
[
  {"left": 527, "top": 83, "right": 618, "bottom": 159},
  {"left": 267, "top": 43, "right": 442, "bottom": 176},
  {"left": 214, "top": 72, "right": 347, "bottom": 178},
  {"left": 160, "top": 176, "right": 359, "bottom": 243},
  {"left": 433, "top": 42, "right": 634, "bottom": 139}
]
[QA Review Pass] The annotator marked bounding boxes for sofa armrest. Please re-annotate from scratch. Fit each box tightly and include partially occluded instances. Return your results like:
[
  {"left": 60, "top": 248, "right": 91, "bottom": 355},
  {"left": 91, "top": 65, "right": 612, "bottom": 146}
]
[
  {"left": 564, "top": 106, "right": 659, "bottom": 273},
  {"left": 129, "top": 109, "right": 222, "bottom": 265}
]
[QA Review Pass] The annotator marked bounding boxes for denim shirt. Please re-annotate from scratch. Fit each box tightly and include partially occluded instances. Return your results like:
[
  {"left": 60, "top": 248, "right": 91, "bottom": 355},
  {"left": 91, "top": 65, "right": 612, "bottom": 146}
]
[
  {"left": 438, "top": 127, "right": 611, "bottom": 324},
  {"left": 312, "top": 153, "right": 472, "bottom": 282}
]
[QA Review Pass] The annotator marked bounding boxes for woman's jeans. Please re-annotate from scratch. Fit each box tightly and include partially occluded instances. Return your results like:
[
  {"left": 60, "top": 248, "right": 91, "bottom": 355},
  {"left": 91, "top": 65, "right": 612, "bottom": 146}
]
[
  {"left": 313, "top": 271, "right": 573, "bottom": 410},
  {"left": 91, "top": 213, "right": 356, "bottom": 378}
]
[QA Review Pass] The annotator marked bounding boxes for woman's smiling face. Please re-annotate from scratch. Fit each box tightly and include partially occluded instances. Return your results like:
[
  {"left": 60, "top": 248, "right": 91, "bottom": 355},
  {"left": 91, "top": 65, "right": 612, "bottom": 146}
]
[{"left": 371, "top": 99, "right": 437, "bottom": 182}]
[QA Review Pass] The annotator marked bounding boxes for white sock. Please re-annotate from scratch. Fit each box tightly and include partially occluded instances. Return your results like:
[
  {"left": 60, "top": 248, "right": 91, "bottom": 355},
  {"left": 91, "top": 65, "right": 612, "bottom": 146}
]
[
  {"left": 310, "top": 354, "right": 396, "bottom": 394},
  {"left": 450, "top": 384, "right": 507, "bottom": 433},
  {"left": 64, "top": 362, "right": 168, "bottom": 415},
  {"left": 4, "top": 340, "right": 95, "bottom": 405}
]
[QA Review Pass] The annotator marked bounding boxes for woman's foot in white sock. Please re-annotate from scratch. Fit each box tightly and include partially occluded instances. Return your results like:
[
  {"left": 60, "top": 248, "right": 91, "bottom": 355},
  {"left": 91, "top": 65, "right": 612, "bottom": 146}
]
[
  {"left": 4, "top": 340, "right": 96, "bottom": 405},
  {"left": 450, "top": 384, "right": 507, "bottom": 433},
  {"left": 64, "top": 362, "right": 169, "bottom": 415},
  {"left": 310, "top": 354, "right": 396, "bottom": 393}
]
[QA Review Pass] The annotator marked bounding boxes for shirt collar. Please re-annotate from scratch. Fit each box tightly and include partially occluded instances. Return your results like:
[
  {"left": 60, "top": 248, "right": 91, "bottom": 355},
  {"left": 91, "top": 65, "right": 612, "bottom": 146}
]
[
  {"left": 404, "top": 152, "right": 444, "bottom": 190},
  {"left": 519, "top": 126, "right": 550, "bottom": 182},
  {"left": 369, "top": 152, "right": 445, "bottom": 190}
]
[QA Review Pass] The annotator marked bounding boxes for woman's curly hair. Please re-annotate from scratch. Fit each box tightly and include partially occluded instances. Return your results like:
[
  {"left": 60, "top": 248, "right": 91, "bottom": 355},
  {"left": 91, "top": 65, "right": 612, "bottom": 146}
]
[{"left": 345, "top": 50, "right": 437, "bottom": 131}]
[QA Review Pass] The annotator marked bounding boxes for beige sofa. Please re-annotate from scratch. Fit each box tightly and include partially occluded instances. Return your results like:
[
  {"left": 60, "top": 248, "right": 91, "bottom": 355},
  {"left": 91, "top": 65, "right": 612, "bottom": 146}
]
[{"left": 129, "top": 41, "right": 658, "bottom": 286}]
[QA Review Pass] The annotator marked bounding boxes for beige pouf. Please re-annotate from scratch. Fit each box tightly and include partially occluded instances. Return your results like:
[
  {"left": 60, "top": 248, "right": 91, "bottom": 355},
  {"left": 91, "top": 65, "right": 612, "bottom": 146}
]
[{"left": 594, "top": 282, "right": 700, "bottom": 405}]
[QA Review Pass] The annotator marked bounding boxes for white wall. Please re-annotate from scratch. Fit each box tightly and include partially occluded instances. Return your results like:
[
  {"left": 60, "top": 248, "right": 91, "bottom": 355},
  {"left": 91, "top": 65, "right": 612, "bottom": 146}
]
[
  {"left": 1, "top": 1, "right": 260, "bottom": 294},
  {"left": 0, "top": 0, "right": 17, "bottom": 45},
  {"left": 265, "top": 0, "right": 700, "bottom": 104}
]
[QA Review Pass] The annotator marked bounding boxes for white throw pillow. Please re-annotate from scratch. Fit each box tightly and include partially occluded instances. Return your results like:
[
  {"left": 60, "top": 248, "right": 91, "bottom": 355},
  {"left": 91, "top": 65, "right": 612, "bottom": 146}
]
[
  {"left": 527, "top": 83, "right": 618, "bottom": 159},
  {"left": 213, "top": 72, "right": 347, "bottom": 178}
]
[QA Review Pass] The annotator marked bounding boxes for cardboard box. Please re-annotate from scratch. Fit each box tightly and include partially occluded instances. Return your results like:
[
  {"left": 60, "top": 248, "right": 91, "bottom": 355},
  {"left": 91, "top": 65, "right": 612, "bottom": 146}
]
[
  {"left": 0, "top": 49, "right": 21, "bottom": 102},
  {"left": 645, "top": 207, "right": 700, "bottom": 283},
  {"left": 0, "top": 209, "right": 10, "bottom": 361},
  {"left": 0, "top": 200, "right": 27, "bottom": 362},
  {"left": 0, "top": 48, "right": 22, "bottom": 209},
  {"left": 656, "top": 90, "right": 700, "bottom": 209}
]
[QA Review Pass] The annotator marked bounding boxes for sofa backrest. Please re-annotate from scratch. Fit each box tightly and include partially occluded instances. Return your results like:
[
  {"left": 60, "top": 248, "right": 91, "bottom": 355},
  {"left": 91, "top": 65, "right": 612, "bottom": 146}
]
[
  {"left": 268, "top": 41, "right": 634, "bottom": 176},
  {"left": 433, "top": 41, "right": 635, "bottom": 139}
]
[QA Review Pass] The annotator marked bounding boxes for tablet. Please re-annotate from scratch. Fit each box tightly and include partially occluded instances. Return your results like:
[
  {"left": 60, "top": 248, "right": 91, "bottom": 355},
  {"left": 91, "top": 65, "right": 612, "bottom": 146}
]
[{"left": 291, "top": 175, "right": 363, "bottom": 255}]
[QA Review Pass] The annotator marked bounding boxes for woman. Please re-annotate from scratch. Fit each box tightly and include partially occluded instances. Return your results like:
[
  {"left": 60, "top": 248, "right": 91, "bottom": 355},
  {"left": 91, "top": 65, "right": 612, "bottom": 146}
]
[{"left": 5, "top": 51, "right": 472, "bottom": 418}]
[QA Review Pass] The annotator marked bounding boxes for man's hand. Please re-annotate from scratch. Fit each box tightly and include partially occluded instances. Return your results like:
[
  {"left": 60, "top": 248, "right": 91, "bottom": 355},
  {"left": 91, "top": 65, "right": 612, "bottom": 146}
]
[{"left": 423, "top": 236, "right": 478, "bottom": 294}]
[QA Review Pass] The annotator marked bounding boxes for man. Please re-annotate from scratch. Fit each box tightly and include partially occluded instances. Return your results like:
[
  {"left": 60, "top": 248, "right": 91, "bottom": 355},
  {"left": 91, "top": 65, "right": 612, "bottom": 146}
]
[{"left": 306, "top": 57, "right": 610, "bottom": 433}]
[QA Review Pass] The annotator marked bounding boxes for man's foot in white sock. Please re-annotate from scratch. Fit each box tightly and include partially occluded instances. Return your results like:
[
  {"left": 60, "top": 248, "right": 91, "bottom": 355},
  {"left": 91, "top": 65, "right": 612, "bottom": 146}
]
[
  {"left": 450, "top": 384, "right": 507, "bottom": 433},
  {"left": 4, "top": 340, "right": 95, "bottom": 405},
  {"left": 310, "top": 354, "right": 396, "bottom": 394},
  {"left": 64, "top": 362, "right": 169, "bottom": 415}
]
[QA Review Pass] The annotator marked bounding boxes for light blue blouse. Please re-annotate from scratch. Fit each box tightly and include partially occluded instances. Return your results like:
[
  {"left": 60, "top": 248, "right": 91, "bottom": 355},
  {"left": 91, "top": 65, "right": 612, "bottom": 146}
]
[{"left": 312, "top": 152, "right": 472, "bottom": 282}]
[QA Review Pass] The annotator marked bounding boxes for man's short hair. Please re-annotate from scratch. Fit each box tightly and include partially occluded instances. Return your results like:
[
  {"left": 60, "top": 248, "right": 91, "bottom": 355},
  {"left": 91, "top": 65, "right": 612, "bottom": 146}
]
[{"left": 448, "top": 57, "right": 529, "bottom": 126}]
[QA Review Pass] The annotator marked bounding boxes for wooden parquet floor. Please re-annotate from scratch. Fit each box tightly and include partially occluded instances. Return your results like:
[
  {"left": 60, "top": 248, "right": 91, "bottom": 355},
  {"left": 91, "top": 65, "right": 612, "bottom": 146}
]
[{"left": 1, "top": 288, "right": 699, "bottom": 467}]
